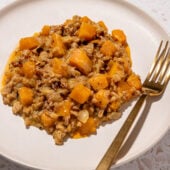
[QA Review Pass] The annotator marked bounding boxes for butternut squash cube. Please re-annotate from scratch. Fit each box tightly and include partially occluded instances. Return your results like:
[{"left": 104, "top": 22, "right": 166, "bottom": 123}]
[
  {"left": 69, "top": 48, "right": 92, "bottom": 75},
  {"left": 52, "top": 58, "right": 68, "bottom": 77},
  {"left": 19, "top": 37, "right": 39, "bottom": 50},
  {"left": 108, "top": 62, "right": 124, "bottom": 79},
  {"left": 125, "top": 45, "right": 132, "bottom": 66},
  {"left": 112, "top": 29, "right": 126, "bottom": 44},
  {"left": 22, "top": 61, "right": 35, "bottom": 78},
  {"left": 52, "top": 34, "right": 66, "bottom": 57},
  {"left": 78, "top": 22, "right": 96, "bottom": 41},
  {"left": 57, "top": 100, "right": 71, "bottom": 116},
  {"left": 100, "top": 40, "right": 116, "bottom": 56},
  {"left": 117, "top": 81, "right": 133, "bottom": 100},
  {"left": 41, "top": 112, "right": 55, "bottom": 127},
  {"left": 70, "top": 84, "right": 91, "bottom": 104},
  {"left": 127, "top": 73, "right": 142, "bottom": 90},
  {"left": 98, "top": 21, "right": 108, "bottom": 32},
  {"left": 110, "top": 100, "right": 121, "bottom": 111},
  {"left": 81, "top": 16, "right": 92, "bottom": 23},
  {"left": 89, "top": 74, "right": 108, "bottom": 91},
  {"left": 18, "top": 87, "right": 33, "bottom": 106},
  {"left": 78, "top": 117, "right": 97, "bottom": 136},
  {"left": 41, "top": 25, "right": 51, "bottom": 36},
  {"left": 93, "top": 89, "right": 109, "bottom": 109}
]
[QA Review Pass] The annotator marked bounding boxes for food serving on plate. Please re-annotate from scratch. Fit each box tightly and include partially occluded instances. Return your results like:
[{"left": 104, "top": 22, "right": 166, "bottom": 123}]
[{"left": 1, "top": 15, "right": 142, "bottom": 145}]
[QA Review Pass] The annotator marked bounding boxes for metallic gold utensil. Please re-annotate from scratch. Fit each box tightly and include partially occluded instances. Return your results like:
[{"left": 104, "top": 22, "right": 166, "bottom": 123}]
[{"left": 96, "top": 40, "right": 170, "bottom": 170}]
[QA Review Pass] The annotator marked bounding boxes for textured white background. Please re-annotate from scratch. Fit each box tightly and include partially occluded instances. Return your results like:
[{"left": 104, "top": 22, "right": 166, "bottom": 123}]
[{"left": 0, "top": 0, "right": 169, "bottom": 170}]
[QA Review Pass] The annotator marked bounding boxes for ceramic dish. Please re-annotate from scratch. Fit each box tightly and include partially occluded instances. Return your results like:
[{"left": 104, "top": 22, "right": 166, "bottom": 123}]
[{"left": 0, "top": 0, "right": 169, "bottom": 169}]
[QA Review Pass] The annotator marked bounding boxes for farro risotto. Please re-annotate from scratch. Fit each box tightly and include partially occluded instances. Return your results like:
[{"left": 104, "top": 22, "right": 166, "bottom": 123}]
[{"left": 1, "top": 16, "right": 142, "bottom": 145}]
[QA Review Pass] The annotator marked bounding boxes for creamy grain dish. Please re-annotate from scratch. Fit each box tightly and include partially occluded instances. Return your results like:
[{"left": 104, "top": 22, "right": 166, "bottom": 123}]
[{"left": 1, "top": 16, "right": 141, "bottom": 145}]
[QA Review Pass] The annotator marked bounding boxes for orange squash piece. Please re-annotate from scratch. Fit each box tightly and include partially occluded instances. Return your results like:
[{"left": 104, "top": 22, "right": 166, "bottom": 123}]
[
  {"left": 19, "top": 37, "right": 39, "bottom": 50},
  {"left": 70, "top": 84, "right": 91, "bottom": 104},
  {"left": 41, "top": 112, "right": 55, "bottom": 127},
  {"left": 127, "top": 73, "right": 142, "bottom": 90},
  {"left": 78, "top": 22, "right": 96, "bottom": 41},
  {"left": 69, "top": 48, "right": 92, "bottom": 75},
  {"left": 52, "top": 34, "right": 66, "bottom": 57},
  {"left": 81, "top": 16, "right": 92, "bottom": 23},
  {"left": 110, "top": 100, "right": 121, "bottom": 111},
  {"left": 57, "top": 100, "right": 71, "bottom": 117},
  {"left": 108, "top": 62, "right": 124, "bottom": 78},
  {"left": 125, "top": 45, "right": 132, "bottom": 66},
  {"left": 112, "top": 29, "right": 126, "bottom": 44},
  {"left": 22, "top": 61, "right": 35, "bottom": 78},
  {"left": 52, "top": 58, "right": 68, "bottom": 77},
  {"left": 18, "top": 87, "right": 33, "bottom": 106},
  {"left": 78, "top": 117, "right": 97, "bottom": 136},
  {"left": 89, "top": 74, "right": 108, "bottom": 91},
  {"left": 98, "top": 21, "right": 108, "bottom": 31},
  {"left": 100, "top": 40, "right": 116, "bottom": 56},
  {"left": 93, "top": 89, "right": 109, "bottom": 109},
  {"left": 117, "top": 81, "right": 133, "bottom": 100},
  {"left": 41, "top": 25, "right": 51, "bottom": 36}
]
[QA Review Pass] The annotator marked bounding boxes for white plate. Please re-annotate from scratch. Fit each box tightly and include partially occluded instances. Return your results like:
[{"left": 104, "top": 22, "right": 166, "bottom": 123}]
[{"left": 0, "top": 0, "right": 169, "bottom": 170}]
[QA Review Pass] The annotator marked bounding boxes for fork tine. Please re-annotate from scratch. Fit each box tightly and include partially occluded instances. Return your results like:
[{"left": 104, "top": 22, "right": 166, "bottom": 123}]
[
  {"left": 162, "top": 66, "right": 170, "bottom": 92},
  {"left": 152, "top": 41, "right": 169, "bottom": 81},
  {"left": 145, "top": 41, "right": 163, "bottom": 81},
  {"left": 151, "top": 41, "right": 169, "bottom": 81},
  {"left": 158, "top": 47, "right": 170, "bottom": 83}
]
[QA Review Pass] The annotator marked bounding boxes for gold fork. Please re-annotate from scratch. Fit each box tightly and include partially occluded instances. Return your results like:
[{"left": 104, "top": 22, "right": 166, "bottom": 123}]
[{"left": 96, "top": 40, "right": 170, "bottom": 170}]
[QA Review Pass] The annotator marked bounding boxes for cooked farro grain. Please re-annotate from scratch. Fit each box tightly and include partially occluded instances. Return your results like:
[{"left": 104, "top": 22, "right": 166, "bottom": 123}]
[{"left": 1, "top": 16, "right": 142, "bottom": 145}]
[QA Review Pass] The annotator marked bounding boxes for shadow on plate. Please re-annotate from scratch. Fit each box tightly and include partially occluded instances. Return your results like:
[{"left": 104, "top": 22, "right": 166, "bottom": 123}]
[{"left": 115, "top": 95, "right": 163, "bottom": 162}]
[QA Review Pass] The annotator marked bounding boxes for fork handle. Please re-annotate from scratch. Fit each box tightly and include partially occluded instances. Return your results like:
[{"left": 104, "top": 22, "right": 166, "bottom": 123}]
[{"left": 96, "top": 94, "right": 147, "bottom": 170}]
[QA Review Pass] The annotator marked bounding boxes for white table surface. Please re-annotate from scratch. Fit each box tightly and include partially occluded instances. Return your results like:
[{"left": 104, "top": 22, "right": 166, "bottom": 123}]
[{"left": 0, "top": 0, "right": 169, "bottom": 170}]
